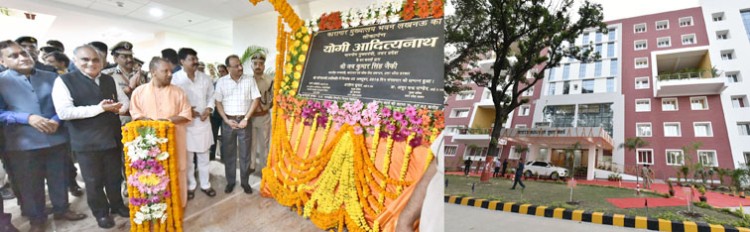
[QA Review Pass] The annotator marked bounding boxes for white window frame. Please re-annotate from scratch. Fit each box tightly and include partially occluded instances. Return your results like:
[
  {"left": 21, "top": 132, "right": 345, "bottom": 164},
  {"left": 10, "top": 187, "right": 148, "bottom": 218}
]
[
  {"left": 679, "top": 17, "right": 693, "bottom": 27},
  {"left": 450, "top": 108, "right": 470, "bottom": 118},
  {"left": 661, "top": 98, "right": 678, "bottom": 111},
  {"left": 712, "top": 12, "right": 724, "bottom": 22},
  {"left": 636, "top": 149, "right": 654, "bottom": 165},
  {"left": 721, "top": 50, "right": 735, "bottom": 60},
  {"left": 635, "top": 77, "right": 649, "bottom": 89},
  {"left": 665, "top": 149, "right": 684, "bottom": 166},
  {"left": 634, "top": 40, "right": 647, "bottom": 51},
  {"left": 664, "top": 122, "right": 682, "bottom": 137},
  {"left": 693, "top": 122, "right": 713, "bottom": 137},
  {"left": 518, "top": 105, "right": 531, "bottom": 116},
  {"left": 636, "top": 122, "right": 653, "bottom": 137},
  {"left": 716, "top": 30, "right": 729, "bottom": 40},
  {"left": 444, "top": 145, "right": 458, "bottom": 157},
  {"left": 726, "top": 72, "right": 740, "bottom": 83},
  {"left": 690, "top": 96, "right": 709, "bottom": 110},
  {"left": 655, "top": 20, "right": 669, "bottom": 30},
  {"left": 731, "top": 95, "right": 748, "bottom": 108},
  {"left": 515, "top": 124, "right": 528, "bottom": 129},
  {"left": 681, "top": 34, "right": 696, "bottom": 45},
  {"left": 697, "top": 150, "right": 718, "bottom": 167},
  {"left": 656, "top": 37, "right": 671, "bottom": 48},
  {"left": 456, "top": 90, "right": 476, "bottom": 100},
  {"left": 635, "top": 57, "right": 648, "bottom": 69},
  {"left": 634, "top": 23, "right": 647, "bottom": 33},
  {"left": 635, "top": 99, "right": 651, "bottom": 112},
  {"left": 739, "top": 122, "right": 750, "bottom": 136}
]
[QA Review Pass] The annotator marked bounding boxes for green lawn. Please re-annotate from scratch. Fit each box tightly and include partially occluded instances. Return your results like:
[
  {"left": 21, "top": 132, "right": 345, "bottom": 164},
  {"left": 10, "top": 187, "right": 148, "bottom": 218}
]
[{"left": 445, "top": 175, "right": 746, "bottom": 226}]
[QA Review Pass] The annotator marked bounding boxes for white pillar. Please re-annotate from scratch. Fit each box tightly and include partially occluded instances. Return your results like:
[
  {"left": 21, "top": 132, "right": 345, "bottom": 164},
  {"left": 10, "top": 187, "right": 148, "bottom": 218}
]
[
  {"left": 587, "top": 145, "right": 596, "bottom": 180},
  {"left": 528, "top": 144, "right": 539, "bottom": 161}
]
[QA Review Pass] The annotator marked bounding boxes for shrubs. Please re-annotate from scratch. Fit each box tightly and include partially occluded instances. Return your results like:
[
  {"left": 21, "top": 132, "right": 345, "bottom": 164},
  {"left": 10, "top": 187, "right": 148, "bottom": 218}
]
[{"left": 607, "top": 173, "right": 622, "bottom": 181}]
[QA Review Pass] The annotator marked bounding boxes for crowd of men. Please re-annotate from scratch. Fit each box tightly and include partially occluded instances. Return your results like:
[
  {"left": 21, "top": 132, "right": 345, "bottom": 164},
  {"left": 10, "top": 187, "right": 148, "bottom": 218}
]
[{"left": 0, "top": 36, "right": 274, "bottom": 232}]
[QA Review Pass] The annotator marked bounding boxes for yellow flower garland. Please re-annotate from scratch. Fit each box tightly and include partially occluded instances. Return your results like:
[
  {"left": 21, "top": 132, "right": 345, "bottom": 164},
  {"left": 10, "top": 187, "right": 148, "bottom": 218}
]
[
  {"left": 396, "top": 133, "right": 416, "bottom": 194},
  {"left": 377, "top": 137, "right": 395, "bottom": 205}
]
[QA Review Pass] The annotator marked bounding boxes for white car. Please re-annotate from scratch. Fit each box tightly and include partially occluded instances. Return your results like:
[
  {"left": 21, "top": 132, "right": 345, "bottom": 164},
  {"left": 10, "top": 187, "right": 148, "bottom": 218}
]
[{"left": 523, "top": 161, "right": 568, "bottom": 180}]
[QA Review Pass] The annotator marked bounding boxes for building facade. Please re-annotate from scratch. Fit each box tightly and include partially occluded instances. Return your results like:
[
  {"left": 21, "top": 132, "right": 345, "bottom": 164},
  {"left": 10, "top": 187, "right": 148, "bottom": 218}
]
[{"left": 444, "top": 6, "right": 745, "bottom": 180}]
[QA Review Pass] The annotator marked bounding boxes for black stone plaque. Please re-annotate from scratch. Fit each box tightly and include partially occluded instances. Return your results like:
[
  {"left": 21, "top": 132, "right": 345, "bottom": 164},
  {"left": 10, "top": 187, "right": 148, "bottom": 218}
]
[{"left": 298, "top": 18, "right": 445, "bottom": 109}]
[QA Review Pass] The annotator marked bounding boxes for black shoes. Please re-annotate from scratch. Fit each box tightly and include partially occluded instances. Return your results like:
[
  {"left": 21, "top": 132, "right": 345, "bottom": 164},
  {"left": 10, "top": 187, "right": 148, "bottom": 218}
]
[
  {"left": 201, "top": 188, "right": 217, "bottom": 197},
  {"left": 0, "top": 184, "right": 14, "bottom": 200},
  {"left": 111, "top": 207, "right": 129, "bottom": 217},
  {"left": 52, "top": 210, "right": 87, "bottom": 221},
  {"left": 96, "top": 216, "right": 115, "bottom": 229},
  {"left": 224, "top": 183, "right": 235, "bottom": 193},
  {"left": 241, "top": 184, "right": 253, "bottom": 194},
  {"left": 69, "top": 183, "right": 84, "bottom": 197}
]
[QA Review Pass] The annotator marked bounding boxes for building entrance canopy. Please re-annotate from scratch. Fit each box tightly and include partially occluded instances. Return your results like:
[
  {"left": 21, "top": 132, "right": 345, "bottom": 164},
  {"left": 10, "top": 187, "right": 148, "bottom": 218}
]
[{"left": 502, "top": 127, "right": 614, "bottom": 150}]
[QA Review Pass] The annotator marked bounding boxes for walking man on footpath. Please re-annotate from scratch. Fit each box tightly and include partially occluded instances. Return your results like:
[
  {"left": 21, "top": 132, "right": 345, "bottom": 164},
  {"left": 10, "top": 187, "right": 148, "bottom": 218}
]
[
  {"left": 51, "top": 45, "right": 130, "bottom": 228},
  {"left": 511, "top": 158, "right": 526, "bottom": 190},
  {"left": 493, "top": 158, "right": 501, "bottom": 178},
  {"left": 0, "top": 40, "right": 86, "bottom": 232},
  {"left": 463, "top": 158, "right": 472, "bottom": 176},
  {"left": 214, "top": 55, "right": 261, "bottom": 194},
  {"left": 171, "top": 48, "right": 216, "bottom": 199}
]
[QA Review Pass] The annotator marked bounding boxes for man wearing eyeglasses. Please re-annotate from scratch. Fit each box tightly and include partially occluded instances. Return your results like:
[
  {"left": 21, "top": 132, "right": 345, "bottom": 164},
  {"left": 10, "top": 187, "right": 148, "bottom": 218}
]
[
  {"left": 0, "top": 40, "right": 87, "bottom": 232},
  {"left": 214, "top": 55, "right": 261, "bottom": 194}
]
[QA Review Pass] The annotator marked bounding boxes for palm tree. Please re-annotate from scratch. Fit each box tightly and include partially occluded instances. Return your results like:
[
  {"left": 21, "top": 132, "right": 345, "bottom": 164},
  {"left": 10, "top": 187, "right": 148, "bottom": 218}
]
[
  {"left": 240, "top": 45, "right": 269, "bottom": 66},
  {"left": 619, "top": 137, "right": 649, "bottom": 184}
]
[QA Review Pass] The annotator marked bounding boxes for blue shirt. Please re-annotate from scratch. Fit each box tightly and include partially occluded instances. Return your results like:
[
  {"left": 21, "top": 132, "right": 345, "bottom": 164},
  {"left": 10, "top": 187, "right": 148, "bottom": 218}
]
[{"left": 0, "top": 69, "right": 67, "bottom": 151}]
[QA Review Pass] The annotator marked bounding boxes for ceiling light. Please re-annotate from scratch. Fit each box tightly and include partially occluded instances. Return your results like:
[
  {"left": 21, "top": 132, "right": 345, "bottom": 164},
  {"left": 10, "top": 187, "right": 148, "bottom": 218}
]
[{"left": 149, "top": 7, "right": 163, "bottom": 17}]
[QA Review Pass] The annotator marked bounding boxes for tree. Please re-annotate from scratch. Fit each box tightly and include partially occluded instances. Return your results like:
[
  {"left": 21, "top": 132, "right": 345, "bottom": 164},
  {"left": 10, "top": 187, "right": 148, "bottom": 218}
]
[{"left": 444, "top": 0, "right": 606, "bottom": 181}]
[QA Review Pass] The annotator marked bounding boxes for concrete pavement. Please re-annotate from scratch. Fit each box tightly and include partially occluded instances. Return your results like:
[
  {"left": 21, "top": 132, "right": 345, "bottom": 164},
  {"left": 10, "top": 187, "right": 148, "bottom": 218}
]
[{"left": 446, "top": 203, "right": 645, "bottom": 232}]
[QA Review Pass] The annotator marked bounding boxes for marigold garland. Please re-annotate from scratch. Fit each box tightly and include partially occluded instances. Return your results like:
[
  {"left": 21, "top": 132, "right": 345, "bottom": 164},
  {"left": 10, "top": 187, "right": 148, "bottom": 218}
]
[
  {"left": 122, "top": 121, "right": 182, "bottom": 232},
  {"left": 256, "top": 1, "right": 447, "bottom": 231}
]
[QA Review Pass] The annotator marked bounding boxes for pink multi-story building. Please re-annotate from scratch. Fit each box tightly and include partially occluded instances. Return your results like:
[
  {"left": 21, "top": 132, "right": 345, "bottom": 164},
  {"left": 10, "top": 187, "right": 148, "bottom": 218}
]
[{"left": 444, "top": 6, "right": 746, "bottom": 181}]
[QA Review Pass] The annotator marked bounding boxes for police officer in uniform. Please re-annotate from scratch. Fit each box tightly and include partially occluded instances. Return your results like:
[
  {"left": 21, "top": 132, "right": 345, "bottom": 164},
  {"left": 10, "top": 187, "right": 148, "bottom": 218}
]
[{"left": 102, "top": 41, "right": 148, "bottom": 125}]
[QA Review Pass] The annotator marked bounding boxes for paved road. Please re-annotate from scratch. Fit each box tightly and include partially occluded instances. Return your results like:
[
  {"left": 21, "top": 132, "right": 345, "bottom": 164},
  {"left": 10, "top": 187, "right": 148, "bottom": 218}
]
[{"left": 446, "top": 203, "right": 645, "bottom": 232}]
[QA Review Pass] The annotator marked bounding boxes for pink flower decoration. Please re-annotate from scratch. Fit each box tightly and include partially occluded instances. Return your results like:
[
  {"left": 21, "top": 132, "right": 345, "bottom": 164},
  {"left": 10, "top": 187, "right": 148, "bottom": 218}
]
[
  {"left": 353, "top": 125, "right": 363, "bottom": 134},
  {"left": 404, "top": 105, "right": 417, "bottom": 117},
  {"left": 393, "top": 111, "right": 404, "bottom": 121},
  {"left": 381, "top": 108, "right": 392, "bottom": 118}
]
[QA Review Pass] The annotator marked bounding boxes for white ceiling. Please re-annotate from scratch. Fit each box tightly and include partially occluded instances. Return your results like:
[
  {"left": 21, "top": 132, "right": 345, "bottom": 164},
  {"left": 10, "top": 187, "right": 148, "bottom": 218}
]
[{"left": 2, "top": 0, "right": 316, "bottom": 45}]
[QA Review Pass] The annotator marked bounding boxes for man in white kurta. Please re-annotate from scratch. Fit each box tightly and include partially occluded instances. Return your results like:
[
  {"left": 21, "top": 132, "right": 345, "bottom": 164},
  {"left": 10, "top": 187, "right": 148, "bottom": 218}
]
[
  {"left": 171, "top": 48, "right": 216, "bottom": 199},
  {"left": 249, "top": 54, "right": 272, "bottom": 177}
]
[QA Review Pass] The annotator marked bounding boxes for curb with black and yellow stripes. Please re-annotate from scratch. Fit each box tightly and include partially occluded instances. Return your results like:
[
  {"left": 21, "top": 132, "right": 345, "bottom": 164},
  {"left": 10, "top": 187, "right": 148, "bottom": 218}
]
[{"left": 445, "top": 195, "right": 750, "bottom": 232}]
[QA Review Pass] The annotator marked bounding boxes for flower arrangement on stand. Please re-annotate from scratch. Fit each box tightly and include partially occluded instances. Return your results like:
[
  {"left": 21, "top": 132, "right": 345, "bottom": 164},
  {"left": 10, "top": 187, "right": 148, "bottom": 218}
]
[{"left": 122, "top": 121, "right": 182, "bottom": 232}]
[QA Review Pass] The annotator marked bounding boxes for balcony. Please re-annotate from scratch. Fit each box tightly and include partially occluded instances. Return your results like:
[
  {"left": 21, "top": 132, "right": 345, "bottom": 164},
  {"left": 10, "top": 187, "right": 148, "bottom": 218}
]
[
  {"left": 652, "top": 48, "right": 727, "bottom": 97},
  {"left": 451, "top": 128, "right": 493, "bottom": 145},
  {"left": 654, "top": 70, "right": 726, "bottom": 97}
]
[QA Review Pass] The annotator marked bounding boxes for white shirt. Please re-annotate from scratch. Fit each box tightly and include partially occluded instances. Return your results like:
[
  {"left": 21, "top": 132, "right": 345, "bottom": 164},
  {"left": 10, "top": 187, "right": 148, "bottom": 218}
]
[
  {"left": 51, "top": 72, "right": 130, "bottom": 120},
  {"left": 213, "top": 74, "right": 261, "bottom": 116},
  {"left": 420, "top": 132, "right": 445, "bottom": 232},
  {"left": 171, "top": 69, "right": 215, "bottom": 113}
]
